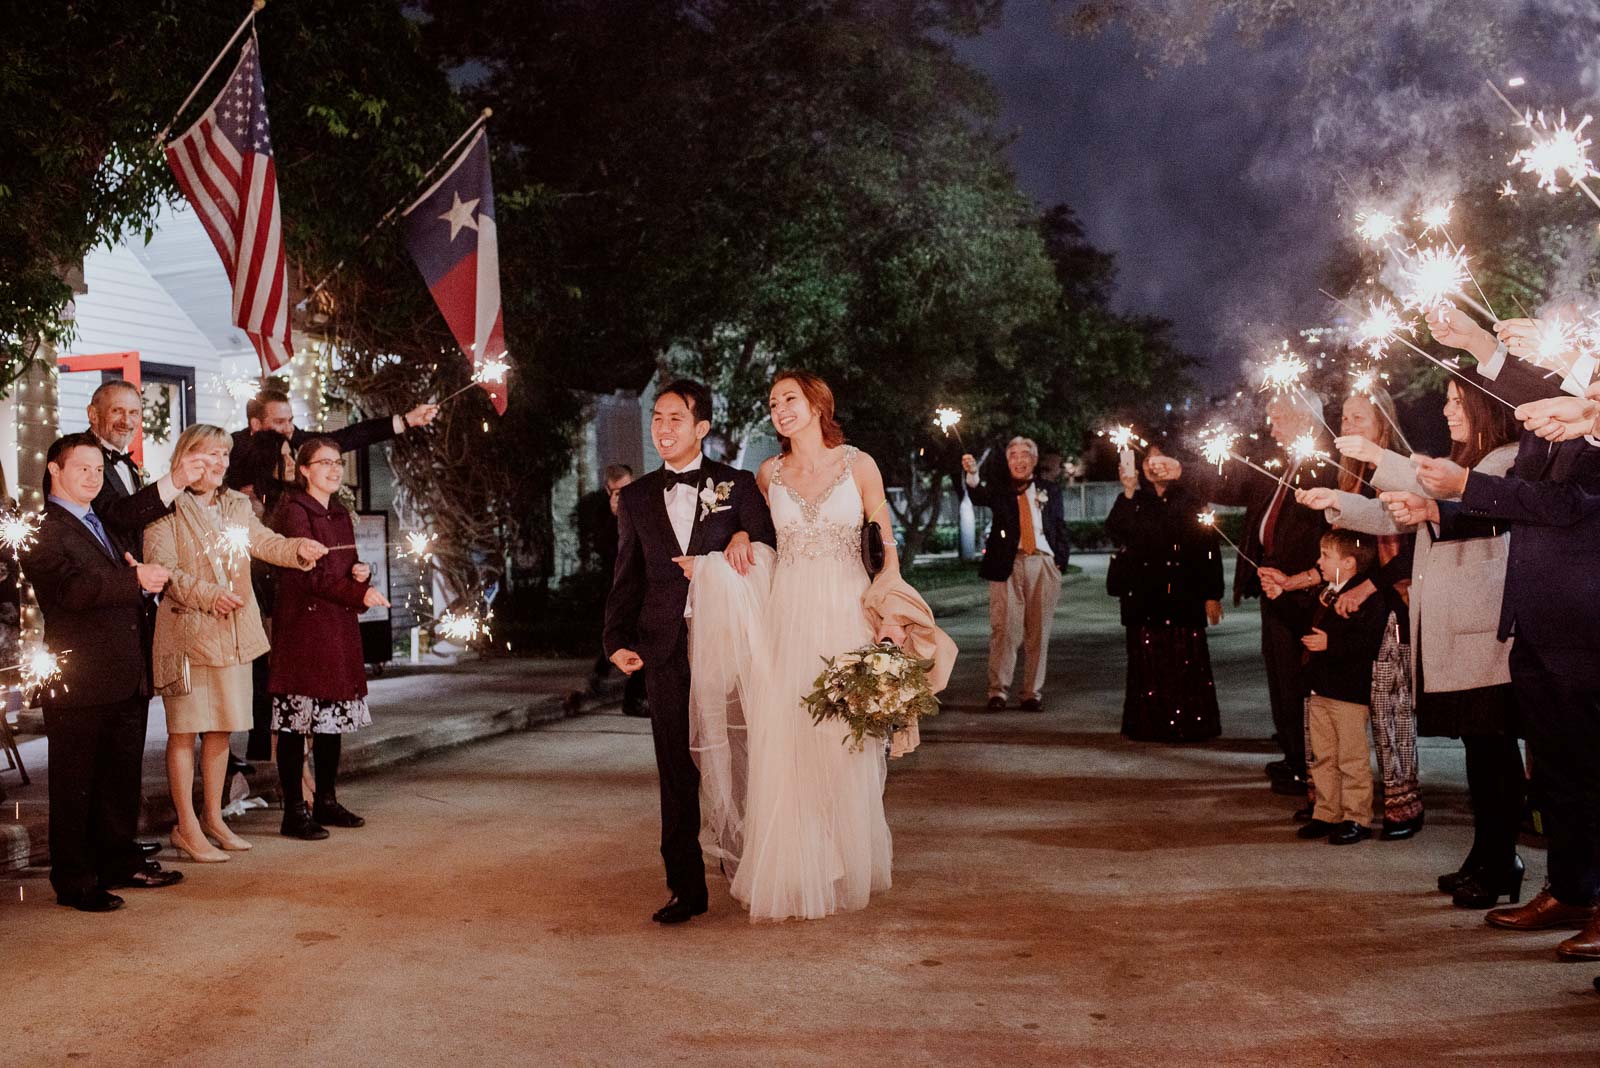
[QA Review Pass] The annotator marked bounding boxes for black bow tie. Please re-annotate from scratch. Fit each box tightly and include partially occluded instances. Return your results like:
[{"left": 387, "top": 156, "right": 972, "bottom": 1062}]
[
  {"left": 106, "top": 449, "right": 134, "bottom": 468},
  {"left": 662, "top": 469, "right": 701, "bottom": 491}
]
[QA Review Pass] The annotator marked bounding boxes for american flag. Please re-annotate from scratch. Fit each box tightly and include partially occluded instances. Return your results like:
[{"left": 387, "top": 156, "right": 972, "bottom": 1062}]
[{"left": 164, "top": 37, "right": 290, "bottom": 373}]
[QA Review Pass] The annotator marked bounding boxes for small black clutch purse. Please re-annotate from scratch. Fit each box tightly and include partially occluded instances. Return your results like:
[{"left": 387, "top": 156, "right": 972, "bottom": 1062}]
[{"left": 862, "top": 500, "right": 887, "bottom": 577}]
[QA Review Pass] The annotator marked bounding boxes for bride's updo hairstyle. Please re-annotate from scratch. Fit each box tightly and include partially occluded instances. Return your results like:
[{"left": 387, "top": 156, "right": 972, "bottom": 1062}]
[{"left": 773, "top": 369, "right": 846, "bottom": 455}]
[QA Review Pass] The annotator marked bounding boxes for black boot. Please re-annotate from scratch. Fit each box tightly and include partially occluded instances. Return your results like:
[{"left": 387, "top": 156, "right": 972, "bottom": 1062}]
[
  {"left": 1452, "top": 855, "right": 1526, "bottom": 909},
  {"left": 281, "top": 802, "right": 330, "bottom": 840},
  {"left": 313, "top": 797, "right": 365, "bottom": 828}
]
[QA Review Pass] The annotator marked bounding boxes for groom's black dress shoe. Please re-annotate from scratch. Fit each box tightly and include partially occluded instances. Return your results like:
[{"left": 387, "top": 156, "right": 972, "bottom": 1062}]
[
  {"left": 106, "top": 863, "right": 184, "bottom": 890},
  {"left": 652, "top": 896, "right": 708, "bottom": 925},
  {"left": 57, "top": 888, "right": 123, "bottom": 913}
]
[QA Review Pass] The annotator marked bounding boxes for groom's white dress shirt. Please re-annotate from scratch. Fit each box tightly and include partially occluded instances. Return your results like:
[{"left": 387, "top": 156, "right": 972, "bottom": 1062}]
[{"left": 664, "top": 454, "right": 704, "bottom": 617}]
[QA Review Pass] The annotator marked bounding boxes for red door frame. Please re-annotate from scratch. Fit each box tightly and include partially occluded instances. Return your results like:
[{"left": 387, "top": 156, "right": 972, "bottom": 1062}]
[{"left": 57, "top": 351, "right": 143, "bottom": 464}]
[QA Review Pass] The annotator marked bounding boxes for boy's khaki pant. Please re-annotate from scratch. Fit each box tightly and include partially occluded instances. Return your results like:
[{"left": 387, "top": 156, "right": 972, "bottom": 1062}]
[{"left": 1307, "top": 694, "right": 1374, "bottom": 826}]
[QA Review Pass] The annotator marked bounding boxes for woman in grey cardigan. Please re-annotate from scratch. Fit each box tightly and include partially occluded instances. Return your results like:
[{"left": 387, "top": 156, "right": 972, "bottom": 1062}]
[{"left": 1298, "top": 376, "right": 1523, "bottom": 908}]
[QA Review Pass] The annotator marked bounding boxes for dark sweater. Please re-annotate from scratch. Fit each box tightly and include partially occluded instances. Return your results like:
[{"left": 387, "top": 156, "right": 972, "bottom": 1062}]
[{"left": 1302, "top": 569, "right": 1389, "bottom": 705}]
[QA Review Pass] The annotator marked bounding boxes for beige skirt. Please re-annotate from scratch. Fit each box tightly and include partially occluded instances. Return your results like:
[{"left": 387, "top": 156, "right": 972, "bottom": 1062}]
[{"left": 164, "top": 663, "right": 253, "bottom": 734}]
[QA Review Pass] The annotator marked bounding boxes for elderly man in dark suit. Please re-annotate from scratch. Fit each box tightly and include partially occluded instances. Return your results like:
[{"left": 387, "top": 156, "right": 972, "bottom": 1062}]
[
  {"left": 603, "top": 381, "right": 775, "bottom": 925},
  {"left": 84, "top": 379, "right": 205, "bottom": 543},
  {"left": 24, "top": 434, "right": 183, "bottom": 912},
  {"left": 961, "top": 437, "right": 1072, "bottom": 712}
]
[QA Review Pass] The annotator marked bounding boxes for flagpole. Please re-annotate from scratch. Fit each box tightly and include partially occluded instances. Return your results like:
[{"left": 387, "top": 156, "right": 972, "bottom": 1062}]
[
  {"left": 303, "top": 108, "right": 494, "bottom": 300},
  {"left": 154, "top": 0, "right": 266, "bottom": 147}
]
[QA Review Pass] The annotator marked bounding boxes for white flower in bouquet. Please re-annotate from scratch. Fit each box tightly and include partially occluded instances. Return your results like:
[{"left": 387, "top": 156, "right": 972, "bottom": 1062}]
[{"left": 803, "top": 640, "right": 941, "bottom": 750}]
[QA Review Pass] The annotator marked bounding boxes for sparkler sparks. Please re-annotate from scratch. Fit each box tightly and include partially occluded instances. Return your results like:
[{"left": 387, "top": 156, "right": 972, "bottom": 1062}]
[
  {"left": 0, "top": 512, "right": 41, "bottom": 559},
  {"left": 933, "top": 406, "right": 962, "bottom": 435},
  {"left": 1197, "top": 509, "right": 1259, "bottom": 569},
  {"left": 475, "top": 356, "right": 511, "bottom": 385},
  {"left": 1354, "top": 210, "right": 1400, "bottom": 245},
  {"left": 1106, "top": 425, "right": 1147, "bottom": 452},
  {"left": 1288, "top": 433, "right": 1328, "bottom": 466},
  {"left": 16, "top": 647, "right": 63, "bottom": 700},
  {"left": 1258, "top": 344, "right": 1309, "bottom": 395},
  {"left": 1397, "top": 246, "right": 1471, "bottom": 311},
  {"left": 1531, "top": 316, "right": 1581, "bottom": 371},
  {"left": 401, "top": 531, "right": 436, "bottom": 562},
  {"left": 436, "top": 609, "right": 491, "bottom": 645},
  {"left": 1499, "top": 180, "right": 1519, "bottom": 198},
  {"left": 216, "top": 524, "right": 252, "bottom": 566},
  {"left": 1511, "top": 110, "right": 1598, "bottom": 195},
  {"left": 1355, "top": 300, "right": 1408, "bottom": 347},
  {"left": 1197, "top": 425, "right": 1240, "bottom": 472},
  {"left": 1416, "top": 201, "right": 1454, "bottom": 235}
]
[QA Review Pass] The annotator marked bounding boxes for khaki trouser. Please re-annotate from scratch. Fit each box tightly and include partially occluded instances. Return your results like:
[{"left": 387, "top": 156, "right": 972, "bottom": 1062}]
[
  {"left": 988, "top": 554, "right": 1062, "bottom": 701},
  {"left": 1307, "top": 694, "right": 1374, "bottom": 826}
]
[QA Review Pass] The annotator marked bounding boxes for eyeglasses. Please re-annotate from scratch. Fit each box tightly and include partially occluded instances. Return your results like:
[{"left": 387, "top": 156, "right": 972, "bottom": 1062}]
[{"left": 305, "top": 459, "right": 344, "bottom": 470}]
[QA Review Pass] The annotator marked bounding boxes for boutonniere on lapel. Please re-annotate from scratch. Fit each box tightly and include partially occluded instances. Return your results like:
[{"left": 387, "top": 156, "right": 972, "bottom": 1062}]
[
  {"left": 135, "top": 465, "right": 150, "bottom": 485},
  {"left": 1035, "top": 487, "right": 1049, "bottom": 506},
  {"left": 698, "top": 479, "right": 735, "bottom": 520}
]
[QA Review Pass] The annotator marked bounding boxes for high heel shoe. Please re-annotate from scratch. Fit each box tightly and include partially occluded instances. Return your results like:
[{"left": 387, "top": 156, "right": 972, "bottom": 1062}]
[
  {"left": 202, "top": 821, "right": 252, "bottom": 851},
  {"left": 1452, "top": 855, "right": 1525, "bottom": 909},
  {"left": 170, "top": 827, "right": 230, "bottom": 863}
]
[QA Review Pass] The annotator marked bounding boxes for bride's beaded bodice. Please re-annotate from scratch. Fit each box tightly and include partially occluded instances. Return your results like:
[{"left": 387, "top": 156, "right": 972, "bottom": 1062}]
[{"left": 770, "top": 447, "right": 862, "bottom": 566}]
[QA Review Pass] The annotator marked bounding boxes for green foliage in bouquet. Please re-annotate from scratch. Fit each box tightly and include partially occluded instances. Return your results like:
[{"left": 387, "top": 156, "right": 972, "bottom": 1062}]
[{"left": 803, "top": 641, "right": 941, "bottom": 752}]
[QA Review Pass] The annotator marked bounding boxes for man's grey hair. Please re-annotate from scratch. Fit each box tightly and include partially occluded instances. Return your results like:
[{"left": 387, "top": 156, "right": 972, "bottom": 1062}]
[
  {"left": 89, "top": 379, "right": 141, "bottom": 408},
  {"left": 1271, "top": 389, "right": 1325, "bottom": 423},
  {"left": 1006, "top": 436, "right": 1039, "bottom": 459}
]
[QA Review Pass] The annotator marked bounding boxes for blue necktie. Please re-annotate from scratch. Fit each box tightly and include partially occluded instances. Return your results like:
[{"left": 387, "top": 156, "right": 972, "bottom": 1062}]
[{"left": 81, "top": 511, "right": 115, "bottom": 558}]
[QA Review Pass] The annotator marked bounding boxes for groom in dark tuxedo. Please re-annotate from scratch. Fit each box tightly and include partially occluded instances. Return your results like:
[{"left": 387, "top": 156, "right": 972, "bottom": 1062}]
[{"left": 603, "top": 380, "right": 775, "bottom": 924}]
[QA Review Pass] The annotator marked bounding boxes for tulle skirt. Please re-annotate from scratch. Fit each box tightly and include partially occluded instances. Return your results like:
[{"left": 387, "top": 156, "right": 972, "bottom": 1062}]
[{"left": 729, "top": 552, "right": 893, "bottom": 922}]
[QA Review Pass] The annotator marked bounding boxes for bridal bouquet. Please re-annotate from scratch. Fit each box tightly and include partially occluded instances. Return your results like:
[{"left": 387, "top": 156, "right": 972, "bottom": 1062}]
[{"left": 803, "top": 641, "right": 940, "bottom": 751}]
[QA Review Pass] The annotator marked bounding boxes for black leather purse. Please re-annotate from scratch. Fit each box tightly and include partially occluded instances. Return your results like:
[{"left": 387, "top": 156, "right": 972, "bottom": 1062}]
[{"left": 862, "top": 500, "right": 888, "bottom": 577}]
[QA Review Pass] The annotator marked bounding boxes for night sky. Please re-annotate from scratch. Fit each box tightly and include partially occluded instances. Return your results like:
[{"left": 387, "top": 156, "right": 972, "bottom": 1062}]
[{"left": 957, "top": 0, "right": 1600, "bottom": 391}]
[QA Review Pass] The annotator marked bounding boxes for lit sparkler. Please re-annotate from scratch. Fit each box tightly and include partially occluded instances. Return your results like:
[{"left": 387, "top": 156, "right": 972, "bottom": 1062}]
[
  {"left": 932, "top": 406, "right": 964, "bottom": 445},
  {"left": 1197, "top": 425, "right": 1239, "bottom": 472},
  {"left": 10, "top": 646, "right": 65, "bottom": 701},
  {"left": 1416, "top": 201, "right": 1454, "bottom": 235},
  {"left": 1499, "top": 180, "right": 1519, "bottom": 199},
  {"left": 1197, "top": 510, "right": 1259, "bottom": 569},
  {"left": 1288, "top": 433, "right": 1328, "bottom": 467},
  {"left": 216, "top": 524, "right": 252, "bottom": 566},
  {"left": 436, "top": 609, "right": 491, "bottom": 645},
  {"left": 0, "top": 511, "right": 41, "bottom": 560},
  {"left": 1105, "top": 425, "right": 1147, "bottom": 452},
  {"left": 1485, "top": 80, "right": 1600, "bottom": 211},
  {"left": 1354, "top": 210, "right": 1401, "bottom": 245},
  {"left": 1397, "top": 246, "right": 1472, "bottom": 312},
  {"left": 1530, "top": 316, "right": 1581, "bottom": 371},
  {"left": 1511, "top": 111, "right": 1599, "bottom": 195},
  {"left": 439, "top": 356, "right": 513, "bottom": 404},
  {"left": 1355, "top": 299, "right": 1408, "bottom": 348},
  {"left": 1349, "top": 368, "right": 1378, "bottom": 396},
  {"left": 401, "top": 531, "right": 436, "bottom": 562},
  {"left": 1259, "top": 344, "right": 1309, "bottom": 396}
]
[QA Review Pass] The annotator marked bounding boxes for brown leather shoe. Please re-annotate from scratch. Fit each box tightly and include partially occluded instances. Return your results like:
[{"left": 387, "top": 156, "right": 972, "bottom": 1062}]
[
  {"left": 1485, "top": 890, "right": 1597, "bottom": 931},
  {"left": 1557, "top": 916, "right": 1600, "bottom": 961}
]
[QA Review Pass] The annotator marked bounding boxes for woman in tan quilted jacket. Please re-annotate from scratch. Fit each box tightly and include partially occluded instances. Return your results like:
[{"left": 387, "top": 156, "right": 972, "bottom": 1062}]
[{"left": 145, "top": 425, "right": 327, "bottom": 862}]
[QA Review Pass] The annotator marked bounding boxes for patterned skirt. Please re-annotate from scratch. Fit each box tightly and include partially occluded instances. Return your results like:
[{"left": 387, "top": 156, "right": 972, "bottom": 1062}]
[
  {"left": 270, "top": 694, "right": 372, "bottom": 735},
  {"left": 1122, "top": 625, "right": 1222, "bottom": 743}
]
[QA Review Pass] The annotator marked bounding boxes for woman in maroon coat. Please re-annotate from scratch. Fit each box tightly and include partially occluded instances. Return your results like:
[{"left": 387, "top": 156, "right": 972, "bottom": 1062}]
[{"left": 267, "top": 437, "right": 391, "bottom": 840}]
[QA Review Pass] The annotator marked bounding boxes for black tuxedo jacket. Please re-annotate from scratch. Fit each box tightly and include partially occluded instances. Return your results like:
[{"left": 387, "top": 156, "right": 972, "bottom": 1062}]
[
  {"left": 966, "top": 478, "right": 1070, "bottom": 582},
  {"left": 22, "top": 503, "right": 154, "bottom": 709},
  {"left": 89, "top": 444, "right": 174, "bottom": 552},
  {"left": 1441, "top": 433, "right": 1600, "bottom": 685},
  {"left": 602, "top": 458, "right": 776, "bottom": 667}
]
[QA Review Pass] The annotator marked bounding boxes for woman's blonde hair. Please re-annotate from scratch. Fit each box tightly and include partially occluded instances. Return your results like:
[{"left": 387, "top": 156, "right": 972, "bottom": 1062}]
[
  {"left": 1339, "top": 387, "right": 1409, "bottom": 494},
  {"left": 169, "top": 423, "right": 232, "bottom": 476}
]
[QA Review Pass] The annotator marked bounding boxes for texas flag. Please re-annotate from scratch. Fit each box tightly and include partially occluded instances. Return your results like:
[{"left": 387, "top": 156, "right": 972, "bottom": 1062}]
[{"left": 402, "top": 128, "right": 508, "bottom": 414}]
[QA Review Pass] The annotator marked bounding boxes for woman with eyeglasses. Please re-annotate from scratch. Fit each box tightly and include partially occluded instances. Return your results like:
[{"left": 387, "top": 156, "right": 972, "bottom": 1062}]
[{"left": 266, "top": 437, "right": 390, "bottom": 840}]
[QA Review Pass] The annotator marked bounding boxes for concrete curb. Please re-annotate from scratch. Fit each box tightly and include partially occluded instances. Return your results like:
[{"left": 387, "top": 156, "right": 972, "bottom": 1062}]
[{"left": 1, "top": 677, "right": 618, "bottom": 877}]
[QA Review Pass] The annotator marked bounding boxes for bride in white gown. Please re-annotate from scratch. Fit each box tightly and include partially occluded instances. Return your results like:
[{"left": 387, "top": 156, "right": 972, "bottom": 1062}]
[{"left": 687, "top": 370, "right": 911, "bottom": 922}]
